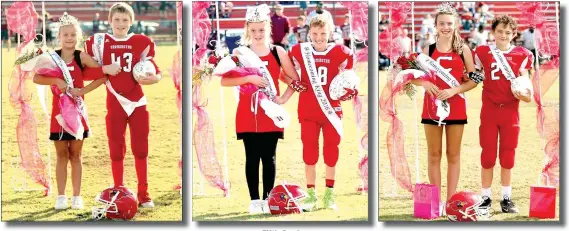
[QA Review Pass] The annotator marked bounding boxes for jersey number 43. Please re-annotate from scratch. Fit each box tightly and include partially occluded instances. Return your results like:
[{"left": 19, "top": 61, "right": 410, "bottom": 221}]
[{"left": 111, "top": 52, "right": 133, "bottom": 72}]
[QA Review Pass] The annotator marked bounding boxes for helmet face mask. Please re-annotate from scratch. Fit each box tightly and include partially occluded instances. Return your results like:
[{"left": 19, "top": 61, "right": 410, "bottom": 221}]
[
  {"left": 446, "top": 191, "right": 491, "bottom": 222},
  {"left": 91, "top": 187, "right": 138, "bottom": 220}
]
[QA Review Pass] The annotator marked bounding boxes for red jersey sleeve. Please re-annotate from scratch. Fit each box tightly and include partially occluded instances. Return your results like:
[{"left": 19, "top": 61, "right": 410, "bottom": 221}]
[
  {"left": 84, "top": 35, "right": 95, "bottom": 57},
  {"left": 139, "top": 35, "right": 161, "bottom": 75},
  {"left": 339, "top": 45, "right": 354, "bottom": 70},
  {"left": 521, "top": 47, "right": 534, "bottom": 71}
]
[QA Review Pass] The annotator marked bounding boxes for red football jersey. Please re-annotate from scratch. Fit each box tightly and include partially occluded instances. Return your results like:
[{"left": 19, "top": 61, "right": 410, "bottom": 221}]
[
  {"left": 474, "top": 45, "right": 534, "bottom": 104},
  {"left": 84, "top": 33, "right": 161, "bottom": 101},
  {"left": 289, "top": 43, "right": 354, "bottom": 121},
  {"left": 421, "top": 49, "right": 467, "bottom": 121},
  {"left": 235, "top": 49, "right": 283, "bottom": 134}
]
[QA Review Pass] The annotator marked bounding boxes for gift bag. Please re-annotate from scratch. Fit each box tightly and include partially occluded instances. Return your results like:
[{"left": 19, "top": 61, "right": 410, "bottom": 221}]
[
  {"left": 414, "top": 183, "right": 440, "bottom": 219},
  {"left": 529, "top": 175, "right": 556, "bottom": 219}
]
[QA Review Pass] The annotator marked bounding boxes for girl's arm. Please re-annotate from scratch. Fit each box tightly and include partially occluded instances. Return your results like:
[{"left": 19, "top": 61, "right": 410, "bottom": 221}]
[
  {"left": 437, "top": 45, "right": 478, "bottom": 100},
  {"left": 274, "top": 46, "right": 299, "bottom": 104},
  {"left": 220, "top": 49, "right": 268, "bottom": 88},
  {"left": 412, "top": 46, "right": 441, "bottom": 96},
  {"left": 33, "top": 74, "right": 67, "bottom": 93},
  {"left": 70, "top": 76, "right": 108, "bottom": 97}
]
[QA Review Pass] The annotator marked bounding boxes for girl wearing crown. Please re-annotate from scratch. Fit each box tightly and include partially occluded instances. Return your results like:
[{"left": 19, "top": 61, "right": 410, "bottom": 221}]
[
  {"left": 410, "top": 3, "right": 478, "bottom": 215},
  {"left": 31, "top": 12, "right": 120, "bottom": 210},
  {"left": 214, "top": 4, "right": 304, "bottom": 214}
]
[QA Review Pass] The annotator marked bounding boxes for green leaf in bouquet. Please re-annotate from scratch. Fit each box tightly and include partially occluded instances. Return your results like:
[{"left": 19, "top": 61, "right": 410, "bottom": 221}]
[{"left": 14, "top": 49, "right": 42, "bottom": 66}]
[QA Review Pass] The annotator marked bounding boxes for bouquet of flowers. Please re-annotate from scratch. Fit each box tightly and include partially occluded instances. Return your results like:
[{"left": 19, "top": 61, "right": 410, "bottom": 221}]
[
  {"left": 210, "top": 52, "right": 264, "bottom": 95},
  {"left": 393, "top": 53, "right": 432, "bottom": 99},
  {"left": 17, "top": 48, "right": 86, "bottom": 140}
]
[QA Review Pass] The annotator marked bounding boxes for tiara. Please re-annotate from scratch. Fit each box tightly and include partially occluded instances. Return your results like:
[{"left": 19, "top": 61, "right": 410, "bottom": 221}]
[
  {"left": 245, "top": 4, "right": 270, "bottom": 22},
  {"left": 59, "top": 12, "right": 79, "bottom": 26},
  {"left": 436, "top": 2, "right": 458, "bottom": 16}
]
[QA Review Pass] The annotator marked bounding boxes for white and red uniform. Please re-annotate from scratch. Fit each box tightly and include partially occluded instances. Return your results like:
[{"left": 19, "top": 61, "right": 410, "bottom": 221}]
[
  {"left": 289, "top": 43, "right": 354, "bottom": 167},
  {"left": 474, "top": 45, "right": 533, "bottom": 169},
  {"left": 84, "top": 33, "right": 161, "bottom": 194},
  {"left": 421, "top": 49, "right": 467, "bottom": 124}
]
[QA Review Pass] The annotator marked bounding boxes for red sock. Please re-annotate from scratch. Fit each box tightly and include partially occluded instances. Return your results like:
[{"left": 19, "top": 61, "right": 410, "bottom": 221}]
[
  {"left": 135, "top": 158, "right": 148, "bottom": 193},
  {"left": 326, "top": 179, "right": 335, "bottom": 188},
  {"left": 111, "top": 160, "right": 124, "bottom": 187},
  {"left": 307, "top": 184, "right": 315, "bottom": 189}
]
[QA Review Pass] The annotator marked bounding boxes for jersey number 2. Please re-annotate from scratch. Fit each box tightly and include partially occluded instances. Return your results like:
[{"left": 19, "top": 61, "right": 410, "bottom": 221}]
[
  {"left": 111, "top": 53, "right": 133, "bottom": 72},
  {"left": 490, "top": 63, "right": 500, "bottom": 80}
]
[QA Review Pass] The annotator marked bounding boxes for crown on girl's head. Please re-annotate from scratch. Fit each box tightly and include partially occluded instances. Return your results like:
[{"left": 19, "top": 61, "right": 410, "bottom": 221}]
[
  {"left": 245, "top": 4, "right": 270, "bottom": 22},
  {"left": 436, "top": 2, "right": 458, "bottom": 16},
  {"left": 59, "top": 12, "right": 79, "bottom": 26}
]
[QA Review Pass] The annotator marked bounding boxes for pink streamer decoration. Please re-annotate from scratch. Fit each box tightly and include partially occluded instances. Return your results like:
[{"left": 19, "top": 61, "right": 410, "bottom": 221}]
[
  {"left": 192, "top": 1, "right": 211, "bottom": 66},
  {"left": 172, "top": 49, "right": 182, "bottom": 190},
  {"left": 517, "top": 2, "right": 560, "bottom": 187},
  {"left": 341, "top": 2, "right": 368, "bottom": 62},
  {"left": 6, "top": 2, "right": 38, "bottom": 52},
  {"left": 379, "top": 70, "right": 424, "bottom": 193},
  {"left": 379, "top": 2, "right": 412, "bottom": 59},
  {"left": 353, "top": 95, "right": 368, "bottom": 192},
  {"left": 192, "top": 86, "right": 229, "bottom": 196},
  {"left": 8, "top": 65, "right": 50, "bottom": 196}
]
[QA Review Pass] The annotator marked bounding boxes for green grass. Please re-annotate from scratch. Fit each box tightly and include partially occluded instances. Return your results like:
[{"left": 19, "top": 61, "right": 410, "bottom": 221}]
[
  {"left": 1, "top": 46, "right": 182, "bottom": 221},
  {"left": 192, "top": 63, "right": 369, "bottom": 221},
  {"left": 378, "top": 69, "right": 560, "bottom": 221}
]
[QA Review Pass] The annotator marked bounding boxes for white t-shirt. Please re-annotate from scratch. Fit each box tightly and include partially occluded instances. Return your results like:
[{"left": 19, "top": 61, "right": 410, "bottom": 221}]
[
  {"left": 394, "top": 35, "right": 412, "bottom": 54},
  {"left": 521, "top": 29, "right": 535, "bottom": 50},
  {"left": 472, "top": 30, "right": 488, "bottom": 46}
]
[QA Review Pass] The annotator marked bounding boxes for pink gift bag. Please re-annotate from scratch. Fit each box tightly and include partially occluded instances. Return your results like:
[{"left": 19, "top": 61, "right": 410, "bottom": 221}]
[
  {"left": 529, "top": 185, "right": 556, "bottom": 219},
  {"left": 413, "top": 183, "right": 440, "bottom": 219}
]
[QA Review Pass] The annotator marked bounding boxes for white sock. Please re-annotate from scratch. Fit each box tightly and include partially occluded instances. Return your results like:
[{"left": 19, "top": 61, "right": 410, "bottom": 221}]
[
  {"left": 481, "top": 188, "right": 491, "bottom": 198},
  {"left": 501, "top": 186, "right": 512, "bottom": 199}
]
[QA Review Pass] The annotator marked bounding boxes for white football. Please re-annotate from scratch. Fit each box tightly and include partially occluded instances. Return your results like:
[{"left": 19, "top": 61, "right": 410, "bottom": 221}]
[
  {"left": 329, "top": 70, "right": 360, "bottom": 100},
  {"left": 511, "top": 75, "right": 533, "bottom": 97},
  {"left": 133, "top": 60, "right": 160, "bottom": 84}
]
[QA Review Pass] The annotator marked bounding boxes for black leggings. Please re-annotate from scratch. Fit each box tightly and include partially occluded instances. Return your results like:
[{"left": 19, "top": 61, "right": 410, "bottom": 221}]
[{"left": 242, "top": 134, "right": 279, "bottom": 200}]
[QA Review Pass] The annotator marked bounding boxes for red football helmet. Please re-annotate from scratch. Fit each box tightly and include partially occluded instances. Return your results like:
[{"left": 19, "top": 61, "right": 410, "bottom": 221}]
[
  {"left": 267, "top": 182, "right": 308, "bottom": 215},
  {"left": 446, "top": 191, "right": 490, "bottom": 221},
  {"left": 92, "top": 186, "right": 138, "bottom": 220}
]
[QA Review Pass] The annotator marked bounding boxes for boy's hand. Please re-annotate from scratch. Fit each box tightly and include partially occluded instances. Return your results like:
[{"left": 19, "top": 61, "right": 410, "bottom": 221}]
[
  {"left": 103, "top": 63, "right": 121, "bottom": 76},
  {"left": 56, "top": 79, "right": 68, "bottom": 93},
  {"left": 138, "top": 72, "right": 161, "bottom": 85},
  {"left": 290, "top": 80, "right": 307, "bottom": 92}
]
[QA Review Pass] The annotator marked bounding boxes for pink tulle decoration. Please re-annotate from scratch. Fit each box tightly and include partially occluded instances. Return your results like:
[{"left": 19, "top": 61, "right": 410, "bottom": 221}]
[
  {"left": 378, "top": 2, "right": 411, "bottom": 59},
  {"left": 9, "top": 65, "right": 50, "bottom": 195},
  {"left": 353, "top": 95, "right": 368, "bottom": 192},
  {"left": 57, "top": 94, "right": 83, "bottom": 138},
  {"left": 192, "top": 86, "right": 230, "bottom": 196},
  {"left": 341, "top": 2, "right": 369, "bottom": 63},
  {"left": 379, "top": 70, "right": 424, "bottom": 193},
  {"left": 6, "top": 2, "right": 39, "bottom": 52}
]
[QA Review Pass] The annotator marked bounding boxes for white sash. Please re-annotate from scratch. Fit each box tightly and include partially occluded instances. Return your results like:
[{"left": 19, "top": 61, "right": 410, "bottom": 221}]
[
  {"left": 235, "top": 46, "right": 290, "bottom": 128},
  {"left": 92, "top": 33, "right": 147, "bottom": 116},
  {"left": 417, "top": 53, "right": 465, "bottom": 99},
  {"left": 489, "top": 44, "right": 516, "bottom": 81},
  {"left": 48, "top": 51, "right": 89, "bottom": 139},
  {"left": 300, "top": 43, "right": 343, "bottom": 137}
]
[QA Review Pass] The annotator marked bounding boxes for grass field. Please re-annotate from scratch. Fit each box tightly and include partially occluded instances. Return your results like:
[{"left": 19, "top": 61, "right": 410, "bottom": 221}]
[
  {"left": 378, "top": 69, "right": 560, "bottom": 221},
  {"left": 192, "top": 62, "right": 369, "bottom": 221},
  {"left": 1, "top": 45, "right": 182, "bottom": 221}
]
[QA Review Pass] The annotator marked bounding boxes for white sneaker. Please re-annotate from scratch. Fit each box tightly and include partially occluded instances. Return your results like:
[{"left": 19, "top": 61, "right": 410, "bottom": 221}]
[
  {"left": 54, "top": 195, "right": 68, "bottom": 210},
  {"left": 140, "top": 201, "right": 155, "bottom": 208},
  {"left": 262, "top": 200, "right": 270, "bottom": 214},
  {"left": 439, "top": 202, "right": 446, "bottom": 216},
  {"left": 71, "top": 196, "right": 84, "bottom": 209},
  {"left": 248, "top": 199, "right": 264, "bottom": 214}
]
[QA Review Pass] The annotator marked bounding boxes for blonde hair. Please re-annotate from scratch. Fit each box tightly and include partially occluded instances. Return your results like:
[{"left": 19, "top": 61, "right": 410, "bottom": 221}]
[
  {"left": 57, "top": 13, "right": 83, "bottom": 49},
  {"left": 309, "top": 14, "right": 332, "bottom": 32},
  {"left": 239, "top": 20, "right": 272, "bottom": 46},
  {"left": 109, "top": 2, "right": 135, "bottom": 22},
  {"left": 435, "top": 7, "right": 464, "bottom": 54}
]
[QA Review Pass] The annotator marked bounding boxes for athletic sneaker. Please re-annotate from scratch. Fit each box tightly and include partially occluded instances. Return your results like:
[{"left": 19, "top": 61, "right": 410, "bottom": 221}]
[
  {"left": 249, "top": 199, "right": 264, "bottom": 214},
  {"left": 138, "top": 191, "right": 155, "bottom": 208},
  {"left": 302, "top": 188, "right": 318, "bottom": 211},
  {"left": 71, "top": 196, "right": 84, "bottom": 209},
  {"left": 501, "top": 196, "right": 519, "bottom": 213},
  {"left": 322, "top": 187, "right": 337, "bottom": 210},
  {"left": 54, "top": 195, "right": 68, "bottom": 210}
]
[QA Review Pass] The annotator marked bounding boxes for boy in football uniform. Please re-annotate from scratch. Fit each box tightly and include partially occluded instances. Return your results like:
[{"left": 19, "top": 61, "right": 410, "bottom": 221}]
[
  {"left": 474, "top": 15, "right": 533, "bottom": 213},
  {"left": 84, "top": 2, "right": 161, "bottom": 208},
  {"left": 288, "top": 14, "right": 358, "bottom": 210}
]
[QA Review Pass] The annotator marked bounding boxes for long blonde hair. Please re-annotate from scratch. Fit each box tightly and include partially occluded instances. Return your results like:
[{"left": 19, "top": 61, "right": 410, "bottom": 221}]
[
  {"left": 434, "top": 6, "right": 464, "bottom": 54},
  {"left": 239, "top": 20, "right": 272, "bottom": 46}
]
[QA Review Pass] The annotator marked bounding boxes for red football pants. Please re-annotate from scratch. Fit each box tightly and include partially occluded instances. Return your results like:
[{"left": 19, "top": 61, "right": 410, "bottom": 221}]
[
  {"left": 479, "top": 101, "right": 520, "bottom": 170},
  {"left": 301, "top": 119, "right": 341, "bottom": 167},
  {"left": 106, "top": 96, "right": 149, "bottom": 192}
]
